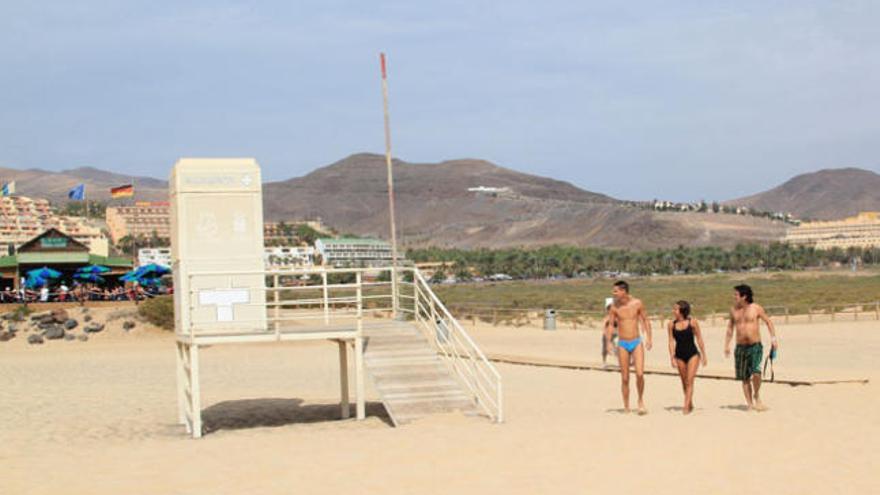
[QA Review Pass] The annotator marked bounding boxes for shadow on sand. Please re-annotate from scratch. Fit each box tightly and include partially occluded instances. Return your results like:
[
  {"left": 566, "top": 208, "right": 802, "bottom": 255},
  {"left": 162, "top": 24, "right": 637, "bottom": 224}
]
[
  {"left": 720, "top": 404, "right": 751, "bottom": 411},
  {"left": 604, "top": 408, "right": 630, "bottom": 414},
  {"left": 201, "top": 398, "right": 392, "bottom": 434}
]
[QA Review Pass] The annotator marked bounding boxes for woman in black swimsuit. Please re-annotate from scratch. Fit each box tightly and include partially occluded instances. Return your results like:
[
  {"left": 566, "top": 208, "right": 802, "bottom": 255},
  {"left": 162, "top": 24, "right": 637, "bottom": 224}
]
[{"left": 667, "top": 300, "right": 707, "bottom": 414}]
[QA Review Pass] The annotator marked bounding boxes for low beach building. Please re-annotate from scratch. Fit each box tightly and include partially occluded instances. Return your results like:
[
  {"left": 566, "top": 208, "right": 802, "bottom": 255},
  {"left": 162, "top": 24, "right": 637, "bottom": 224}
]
[{"left": 0, "top": 228, "right": 131, "bottom": 289}]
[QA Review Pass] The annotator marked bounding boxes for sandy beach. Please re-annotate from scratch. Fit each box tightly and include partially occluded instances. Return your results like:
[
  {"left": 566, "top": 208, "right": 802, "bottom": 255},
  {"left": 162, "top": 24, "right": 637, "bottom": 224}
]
[{"left": 1, "top": 306, "right": 878, "bottom": 494}]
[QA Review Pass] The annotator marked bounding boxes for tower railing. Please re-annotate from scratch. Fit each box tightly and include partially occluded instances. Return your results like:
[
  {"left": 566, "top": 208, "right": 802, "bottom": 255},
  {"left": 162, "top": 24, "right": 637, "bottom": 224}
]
[{"left": 181, "top": 265, "right": 502, "bottom": 423}]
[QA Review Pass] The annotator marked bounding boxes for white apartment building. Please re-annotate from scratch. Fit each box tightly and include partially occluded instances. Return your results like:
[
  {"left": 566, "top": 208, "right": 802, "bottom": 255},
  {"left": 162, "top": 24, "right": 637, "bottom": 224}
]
[
  {"left": 0, "top": 196, "right": 108, "bottom": 256},
  {"left": 137, "top": 247, "right": 172, "bottom": 267},
  {"left": 314, "top": 238, "right": 394, "bottom": 266}
]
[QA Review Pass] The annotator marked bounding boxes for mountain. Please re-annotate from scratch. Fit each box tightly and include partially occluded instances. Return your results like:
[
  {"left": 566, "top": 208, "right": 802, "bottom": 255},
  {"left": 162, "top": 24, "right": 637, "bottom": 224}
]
[
  {"left": 0, "top": 166, "right": 167, "bottom": 203},
  {"left": 263, "top": 153, "right": 783, "bottom": 249},
  {"left": 61, "top": 166, "right": 168, "bottom": 190},
  {"left": 730, "top": 167, "right": 880, "bottom": 221},
  {"left": 1, "top": 154, "right": 787, "bottom": 249}
]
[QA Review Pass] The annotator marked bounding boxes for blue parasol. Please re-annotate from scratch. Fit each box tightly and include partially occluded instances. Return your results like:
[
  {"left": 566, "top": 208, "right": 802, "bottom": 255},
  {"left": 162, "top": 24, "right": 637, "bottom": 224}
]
[
  {"left": 74, "top": 273, "right": 106, "bottom": 284},
  {"left": 134, "top": 263, "right": 171, "bottom": 277},
  {"left": 26, "top": 266, "right": 62, "bottom": 279},
  {"left": 76, "top": 264, "right": 110, "bottom": 275},
  {"left": 25, "top": 275, "right": 48, "bottom": 289}
]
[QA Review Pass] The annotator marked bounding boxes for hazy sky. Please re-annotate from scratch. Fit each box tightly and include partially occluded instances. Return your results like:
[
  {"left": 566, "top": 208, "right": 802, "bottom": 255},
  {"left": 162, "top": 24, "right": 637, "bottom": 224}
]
[{"left": 1, "top": 1, "right": 878, "bottom": 201}]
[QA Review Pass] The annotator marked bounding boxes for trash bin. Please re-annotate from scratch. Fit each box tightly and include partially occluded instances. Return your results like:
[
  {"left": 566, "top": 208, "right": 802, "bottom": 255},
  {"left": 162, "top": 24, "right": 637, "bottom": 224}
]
[{"left": 544, "top": 308, "right": 556, "bottom": 331}]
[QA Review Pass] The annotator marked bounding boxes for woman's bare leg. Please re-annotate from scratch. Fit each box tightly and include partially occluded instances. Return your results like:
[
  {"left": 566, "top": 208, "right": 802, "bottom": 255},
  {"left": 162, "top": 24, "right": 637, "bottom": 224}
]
[
  {"left": 684, "top": 355, "right": 700, "bottom": 414},
  {"left": 675, "top": 359, "right": 688, "bottom": 410}
]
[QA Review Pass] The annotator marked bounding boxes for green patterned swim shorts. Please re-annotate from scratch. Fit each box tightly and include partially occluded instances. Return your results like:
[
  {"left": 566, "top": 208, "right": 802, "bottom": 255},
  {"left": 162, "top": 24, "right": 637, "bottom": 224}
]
[{"left": 735, "top": 343, "right": 763, "bottom": 381}]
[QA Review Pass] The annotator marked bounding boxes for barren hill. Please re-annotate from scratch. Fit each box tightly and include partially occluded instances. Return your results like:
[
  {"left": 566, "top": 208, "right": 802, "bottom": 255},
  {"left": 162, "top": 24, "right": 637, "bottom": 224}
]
[
  {"left": 1, "top": 154, "right": 787, "bottom": 249},
  {"left": 264, "top": 153, "right": 783, "bottom": 249},
  {"left": 730, "top": 167, "right": 880, "bottom": 220}
]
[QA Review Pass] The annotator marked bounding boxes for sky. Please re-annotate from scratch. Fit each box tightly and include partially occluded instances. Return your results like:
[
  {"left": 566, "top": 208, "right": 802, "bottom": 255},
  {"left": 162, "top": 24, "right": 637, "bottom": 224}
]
[{"left": 1, "top": 1, "right": 879, "bottom": 201}]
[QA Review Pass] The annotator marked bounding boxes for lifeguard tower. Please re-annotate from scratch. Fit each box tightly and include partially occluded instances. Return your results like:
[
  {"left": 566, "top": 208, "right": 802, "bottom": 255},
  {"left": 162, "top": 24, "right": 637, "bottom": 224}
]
[{"left": 172, "top": 158, "right": 502, "bottom": 438}]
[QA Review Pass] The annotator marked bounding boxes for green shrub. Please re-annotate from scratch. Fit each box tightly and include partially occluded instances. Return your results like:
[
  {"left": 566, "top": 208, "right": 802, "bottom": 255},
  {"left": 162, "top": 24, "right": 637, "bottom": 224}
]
[{"left": 138, "top": 296, "right": 174, "bottom": 330}]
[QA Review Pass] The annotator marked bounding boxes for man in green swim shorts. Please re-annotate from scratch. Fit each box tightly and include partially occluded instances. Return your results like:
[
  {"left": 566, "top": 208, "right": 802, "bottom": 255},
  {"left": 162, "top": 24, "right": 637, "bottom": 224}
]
[{"left": 724, "top": 284, "right": 779, "bottom": 411}]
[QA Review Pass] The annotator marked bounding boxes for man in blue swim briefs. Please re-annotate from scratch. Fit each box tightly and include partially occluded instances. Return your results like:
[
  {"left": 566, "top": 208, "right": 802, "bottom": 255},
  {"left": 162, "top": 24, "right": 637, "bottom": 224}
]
[
  {"left": 724, "top": 284, "right": 779, "bottom": 411},
  {"left": 606, "top": 280, "right": 652, "bottom": 414}
]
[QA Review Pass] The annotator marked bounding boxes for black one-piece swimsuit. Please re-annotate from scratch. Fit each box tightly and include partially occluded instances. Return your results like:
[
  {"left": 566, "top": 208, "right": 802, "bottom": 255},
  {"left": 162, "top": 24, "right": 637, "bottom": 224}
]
[{"left": 673, "top": 320, "right": 700, "bottom": 362}]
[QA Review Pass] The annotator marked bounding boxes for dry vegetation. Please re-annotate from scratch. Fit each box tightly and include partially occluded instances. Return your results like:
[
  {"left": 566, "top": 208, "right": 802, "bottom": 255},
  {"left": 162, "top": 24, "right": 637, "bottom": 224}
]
[{"left": 434, "top": 269, "right": 880, "bottom": 317}]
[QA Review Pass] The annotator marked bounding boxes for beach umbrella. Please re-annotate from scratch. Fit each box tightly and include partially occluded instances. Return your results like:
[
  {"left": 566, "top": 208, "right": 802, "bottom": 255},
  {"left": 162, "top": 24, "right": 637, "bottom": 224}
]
[
  {"left": 74, "top": 273, "right": 106, "bottom": 284},
  {"left": 25, "top": 274, "right": 48, "bottom": 289},
  {"left": 134, "top": 263, "right": 171, "bottom": 277},
  {"left": 119, "top": 271, "right": 141, "bottom": 282},
  {"left": 26, "top": 266, "right": 61, "bottom": 280},
  {"left": 76, "top": 264, "right": 110, "bottom": 275}
]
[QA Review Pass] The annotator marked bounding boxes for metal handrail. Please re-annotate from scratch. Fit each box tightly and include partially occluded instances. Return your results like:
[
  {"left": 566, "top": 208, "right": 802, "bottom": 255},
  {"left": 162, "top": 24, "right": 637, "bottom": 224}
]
[
  {"left": 412, "top": 269, "right": 503, "bottom": 423},
  {"left": 185, "top": 266, "right": 406, "bottom": 336}
]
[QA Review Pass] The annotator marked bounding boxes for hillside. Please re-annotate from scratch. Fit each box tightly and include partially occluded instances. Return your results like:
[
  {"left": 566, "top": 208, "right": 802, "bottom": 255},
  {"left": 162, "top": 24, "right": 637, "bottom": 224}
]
[
  {"left": 263, "top": 153, "right": 783, "bottom": 249},
  {"left": 730, "top": 167, "right": 880, "bottom": 220},
  {"left": 0, "top": 166, "right": 167, "bottom": 203},
  {"left": 1, "top": 154, "right": 787, "bottom": 249}
]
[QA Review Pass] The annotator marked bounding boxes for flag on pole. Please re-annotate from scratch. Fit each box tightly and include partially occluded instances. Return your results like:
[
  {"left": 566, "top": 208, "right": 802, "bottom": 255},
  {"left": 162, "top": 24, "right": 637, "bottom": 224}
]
[
  {"left": 111, "top": 184, "right": 134, "bottom": 198},
  {"left": 68, "top": 184, "right": 85, "bottom": 200},
  {"left": 1, "top": 181, "right": 15, "bottom": 196}
]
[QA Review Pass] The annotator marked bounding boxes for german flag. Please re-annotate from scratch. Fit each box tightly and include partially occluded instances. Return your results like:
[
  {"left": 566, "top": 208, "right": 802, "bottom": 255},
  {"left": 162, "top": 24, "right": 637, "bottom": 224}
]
[{"left": 111, "top": 184, "right": 134, "bottom": 198}]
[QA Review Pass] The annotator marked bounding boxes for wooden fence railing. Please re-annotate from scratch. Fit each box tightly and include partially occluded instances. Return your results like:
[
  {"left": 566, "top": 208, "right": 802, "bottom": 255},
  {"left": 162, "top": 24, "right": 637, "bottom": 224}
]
[{"left": 446, "top": 301, "right": 880, "bottom": 329}]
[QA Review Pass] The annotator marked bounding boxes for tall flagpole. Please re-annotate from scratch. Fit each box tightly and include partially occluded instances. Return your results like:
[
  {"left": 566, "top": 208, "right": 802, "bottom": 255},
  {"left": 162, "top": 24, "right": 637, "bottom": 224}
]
[
  {"left": 380, "top": 52, "right": 400, "bottom": 318},
  {"left": 132, "top": 177, "right": 138, "bottom": 266}
]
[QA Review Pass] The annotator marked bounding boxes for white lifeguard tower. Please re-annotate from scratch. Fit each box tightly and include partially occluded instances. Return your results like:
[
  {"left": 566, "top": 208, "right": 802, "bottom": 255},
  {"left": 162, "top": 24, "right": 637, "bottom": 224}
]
[{"left": 172, "top": 158, "right": 502, "bottom": 438}]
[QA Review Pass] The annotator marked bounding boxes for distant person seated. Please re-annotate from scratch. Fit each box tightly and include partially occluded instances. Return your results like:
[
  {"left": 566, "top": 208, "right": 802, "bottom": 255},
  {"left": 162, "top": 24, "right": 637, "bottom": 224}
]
[
  {"left": 1, "top": 287, "right": 13, "bottom": 303},
  {"left": 24, "top": 288, "right": 38, "bottom": 303},
  {"left": 87, "top": 285, "right": 102, "bottom": 301},
  {"left": 39, "top": 285, "right": 50, "bottom": 303},
  {"left": 58, "top": 284, "right": 69, "bottom": 302},
  {"left": 71, "top": 283, "right": 84, "bottom": 304}
]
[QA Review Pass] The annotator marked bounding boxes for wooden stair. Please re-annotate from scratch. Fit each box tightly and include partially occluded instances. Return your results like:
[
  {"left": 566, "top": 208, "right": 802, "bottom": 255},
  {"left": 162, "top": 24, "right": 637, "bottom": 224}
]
[{"left": 363, "top": 321, "right": 480, "bottom": 426}]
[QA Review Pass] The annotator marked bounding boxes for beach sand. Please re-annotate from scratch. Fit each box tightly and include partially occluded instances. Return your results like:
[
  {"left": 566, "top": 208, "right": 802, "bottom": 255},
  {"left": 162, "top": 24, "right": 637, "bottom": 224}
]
[{"left": 1, "top": 306, "right": 877, "bottom": 494}]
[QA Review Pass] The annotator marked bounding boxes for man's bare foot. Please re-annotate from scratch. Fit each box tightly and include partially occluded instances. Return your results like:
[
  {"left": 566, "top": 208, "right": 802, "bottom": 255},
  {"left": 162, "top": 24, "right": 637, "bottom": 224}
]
[
  {"left": 637, "top": 406, "right": 648, "bottom": 416},
  {"left": 623, "top": 408, "right": 631, "bottom": 414},
  {"left": 683, "top": 405, "right": 693, "bottom": 415},
  {"left": 753, "top": 401, "right": 769, "bottom": 412}
]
